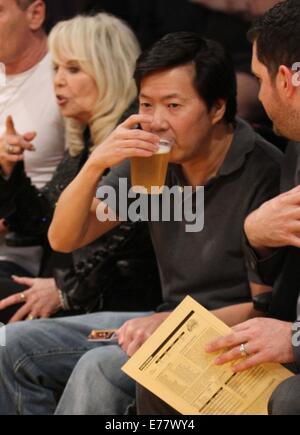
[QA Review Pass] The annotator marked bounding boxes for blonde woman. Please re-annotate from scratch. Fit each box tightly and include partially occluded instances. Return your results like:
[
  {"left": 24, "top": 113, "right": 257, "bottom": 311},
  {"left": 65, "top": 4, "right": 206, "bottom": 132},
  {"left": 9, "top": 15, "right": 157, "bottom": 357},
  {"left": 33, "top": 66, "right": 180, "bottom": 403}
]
[
  {"left": 51, "top": 13, "right": 139, "bottom": 157},
  {"left": 0, "top": 13, "right": 161, "bottom": 324}
]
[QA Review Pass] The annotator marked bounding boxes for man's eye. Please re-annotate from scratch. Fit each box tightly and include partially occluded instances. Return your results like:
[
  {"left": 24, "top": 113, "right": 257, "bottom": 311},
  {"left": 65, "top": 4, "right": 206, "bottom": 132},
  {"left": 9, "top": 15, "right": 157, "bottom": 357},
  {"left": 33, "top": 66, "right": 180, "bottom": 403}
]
[
  {"left": 140, "top": 103, "right": 151, "bottom": 108},
  {"left": 168, "top": 103, "right": 180, "bottom": 108}
]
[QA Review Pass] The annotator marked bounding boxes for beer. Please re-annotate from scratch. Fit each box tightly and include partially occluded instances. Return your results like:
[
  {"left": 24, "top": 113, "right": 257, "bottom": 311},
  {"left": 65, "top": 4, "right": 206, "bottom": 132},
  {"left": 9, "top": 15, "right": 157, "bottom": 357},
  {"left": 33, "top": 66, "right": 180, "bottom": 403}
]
[{"left": 131, "top": 140, "right": 172, "bottom": 193}]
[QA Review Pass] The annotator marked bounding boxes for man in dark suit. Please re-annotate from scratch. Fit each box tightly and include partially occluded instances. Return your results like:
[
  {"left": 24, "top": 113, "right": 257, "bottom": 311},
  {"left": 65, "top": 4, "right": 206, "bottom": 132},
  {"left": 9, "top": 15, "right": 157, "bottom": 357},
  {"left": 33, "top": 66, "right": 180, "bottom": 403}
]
[{"left": 203, "top": 0, "right": 300, "bottom": 416}]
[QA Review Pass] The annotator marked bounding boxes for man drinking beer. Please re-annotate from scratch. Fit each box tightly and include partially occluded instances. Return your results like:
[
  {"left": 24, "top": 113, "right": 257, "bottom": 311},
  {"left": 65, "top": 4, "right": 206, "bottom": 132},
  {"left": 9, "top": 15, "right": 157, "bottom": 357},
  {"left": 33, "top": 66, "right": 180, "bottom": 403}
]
[{"left": 0, "top": 32, "right": 282, "bottom": 415}]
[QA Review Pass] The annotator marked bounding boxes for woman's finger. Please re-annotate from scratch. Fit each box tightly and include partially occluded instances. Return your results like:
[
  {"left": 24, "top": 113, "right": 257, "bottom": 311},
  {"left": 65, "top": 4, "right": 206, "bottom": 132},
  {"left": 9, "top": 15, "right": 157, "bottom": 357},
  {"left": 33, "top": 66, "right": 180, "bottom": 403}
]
[
  {"left": 0, "top": 293, "right": 26, "bottom": 310},
  {"left": 39, "top": 311, "right": 51, "bottom": 319},
  {"left": 5, "top": 133, "right": 35, "bottom": 150},
  {"left": 8, "top": 303, "right": 32, "bottom": 323},
  {"left": 5, "top": 144, "right": 23, "bottom": 155},
  {"left": 12, "top": 276, "right": 35, "bottom": 286},
  {"left": 6, "top": 135, "right": 35, "bottom": 151},
  {"left": 5, "top": 115, "right": 17, "bottom": 135},
  {"left": 23, "top": 132, "right": 36, "bottom": 142},
  {"left": 29, "top": 307, "right": 41, "bottom": 319}
]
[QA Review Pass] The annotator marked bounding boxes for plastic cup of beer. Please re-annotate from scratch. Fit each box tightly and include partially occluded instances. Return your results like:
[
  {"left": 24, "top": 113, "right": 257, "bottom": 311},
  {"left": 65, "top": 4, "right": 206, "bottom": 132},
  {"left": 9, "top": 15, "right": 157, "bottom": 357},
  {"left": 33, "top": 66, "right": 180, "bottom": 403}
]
[{"left": 131, "top": 139, "right": 172, "bottom": 194}]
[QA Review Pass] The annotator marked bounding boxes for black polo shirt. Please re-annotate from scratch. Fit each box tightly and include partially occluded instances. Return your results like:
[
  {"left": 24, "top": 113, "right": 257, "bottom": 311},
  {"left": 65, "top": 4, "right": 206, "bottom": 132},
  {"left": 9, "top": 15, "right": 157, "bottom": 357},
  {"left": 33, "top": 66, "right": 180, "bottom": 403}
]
[{"left": 97, "top": 119, "right": 282, "bottom": 311}]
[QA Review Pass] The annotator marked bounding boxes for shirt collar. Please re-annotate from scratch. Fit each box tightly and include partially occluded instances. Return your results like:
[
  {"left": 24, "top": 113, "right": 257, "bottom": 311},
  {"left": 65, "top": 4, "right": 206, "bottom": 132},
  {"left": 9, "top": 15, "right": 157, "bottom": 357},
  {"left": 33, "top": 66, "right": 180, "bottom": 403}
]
[
  {"left": 169, "top": 118, "right": 256, "bottom": 185},
  {"left": 218, "top": 118, "right": 256, "bottom": 177}
]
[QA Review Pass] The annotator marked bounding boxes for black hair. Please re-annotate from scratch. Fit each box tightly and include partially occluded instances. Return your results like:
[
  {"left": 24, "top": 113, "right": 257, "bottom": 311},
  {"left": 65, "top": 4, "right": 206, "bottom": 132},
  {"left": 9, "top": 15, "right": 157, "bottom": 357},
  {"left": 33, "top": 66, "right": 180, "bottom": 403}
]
[
  {"left": 134, "top": 32, "right": 237, "bottom": 124},
  {"left": 248, "top": 0, "right": 300, "bottom": 77}
]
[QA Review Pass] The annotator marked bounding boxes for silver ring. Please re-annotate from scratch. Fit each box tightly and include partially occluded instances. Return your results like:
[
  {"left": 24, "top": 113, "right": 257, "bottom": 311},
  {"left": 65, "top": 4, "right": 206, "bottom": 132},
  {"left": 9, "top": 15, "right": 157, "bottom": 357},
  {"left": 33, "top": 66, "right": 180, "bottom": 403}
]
[{"left": 239, "top": 343, "right": 249, "bottom": 358}]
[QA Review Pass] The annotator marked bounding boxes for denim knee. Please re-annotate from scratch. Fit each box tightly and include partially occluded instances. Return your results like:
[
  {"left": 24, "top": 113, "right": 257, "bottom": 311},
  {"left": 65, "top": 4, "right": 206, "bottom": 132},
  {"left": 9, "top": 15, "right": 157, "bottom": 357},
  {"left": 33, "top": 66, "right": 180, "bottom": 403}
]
[
  {"left": 0, "top": 322, "right": 29, "bottom": 371},
  {"left": 0, "top": 319, "right": 52, "bottom": 373},
  {"left": 72, "top": 345, "right": 131, "bottom": 393}
]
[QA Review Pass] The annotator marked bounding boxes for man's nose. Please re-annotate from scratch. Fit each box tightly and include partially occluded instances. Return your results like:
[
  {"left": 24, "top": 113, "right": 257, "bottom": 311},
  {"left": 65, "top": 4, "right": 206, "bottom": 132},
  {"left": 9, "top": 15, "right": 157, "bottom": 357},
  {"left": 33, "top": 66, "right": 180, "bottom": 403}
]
[{"left": 149, "top": 111, "right": 169, "bottom": 132}]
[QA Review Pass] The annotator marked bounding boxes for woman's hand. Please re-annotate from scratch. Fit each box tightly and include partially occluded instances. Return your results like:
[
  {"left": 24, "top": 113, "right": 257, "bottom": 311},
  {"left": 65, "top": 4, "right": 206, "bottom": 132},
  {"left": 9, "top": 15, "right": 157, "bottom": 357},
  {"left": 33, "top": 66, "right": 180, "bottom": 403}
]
[
  {"left": 88, "top": 114, "right": 160, "bottom": 171},
  {"left": 0, "top": 116, "right": 36, "bottom": 176},
  {"left": 0, "top": 277, "right": 63, "bottom": 323}
]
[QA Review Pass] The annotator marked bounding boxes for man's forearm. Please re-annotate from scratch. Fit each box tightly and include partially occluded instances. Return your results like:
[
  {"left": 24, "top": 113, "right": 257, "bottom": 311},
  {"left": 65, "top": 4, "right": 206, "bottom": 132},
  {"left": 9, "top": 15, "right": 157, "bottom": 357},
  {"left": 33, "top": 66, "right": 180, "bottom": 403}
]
[
  {"left": 49, "top": 113, "right": 162, "bottom": 252},
  {"left": 212, "top": 302, "right": 263, "bottom": 327},
  {"left": 49, "top": 160, "right": 105, "bottom": 252}
]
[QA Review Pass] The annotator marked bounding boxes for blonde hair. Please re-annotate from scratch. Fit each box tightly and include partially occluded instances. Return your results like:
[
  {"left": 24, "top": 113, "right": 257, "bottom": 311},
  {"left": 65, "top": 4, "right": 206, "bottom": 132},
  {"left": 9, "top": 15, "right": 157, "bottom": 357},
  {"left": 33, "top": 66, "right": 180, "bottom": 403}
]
[{"left": 48, "top": 13, "right": 140, "bottom": 156}]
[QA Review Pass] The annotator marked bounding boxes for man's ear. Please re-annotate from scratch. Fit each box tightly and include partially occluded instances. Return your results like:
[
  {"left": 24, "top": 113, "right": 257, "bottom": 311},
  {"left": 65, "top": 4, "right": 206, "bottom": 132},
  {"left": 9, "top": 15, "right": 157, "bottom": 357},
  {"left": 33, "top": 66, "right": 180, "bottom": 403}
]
[
  {"left": 26, "top": 0, "right": 45, "bottom": 31},
  {"left": 211, "top": 99, "right": 227, "bottom": 125},
  {"left": 277, "top": 65, "right": 297, "bottom": 99}
]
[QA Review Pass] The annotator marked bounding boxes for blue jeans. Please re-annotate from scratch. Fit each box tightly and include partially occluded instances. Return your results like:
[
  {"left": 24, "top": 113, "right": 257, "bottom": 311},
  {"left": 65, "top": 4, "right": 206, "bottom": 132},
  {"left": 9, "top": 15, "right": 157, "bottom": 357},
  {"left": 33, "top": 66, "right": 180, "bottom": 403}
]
[{"left": 0, "top": 311, "right": 152, "bottom": 415}]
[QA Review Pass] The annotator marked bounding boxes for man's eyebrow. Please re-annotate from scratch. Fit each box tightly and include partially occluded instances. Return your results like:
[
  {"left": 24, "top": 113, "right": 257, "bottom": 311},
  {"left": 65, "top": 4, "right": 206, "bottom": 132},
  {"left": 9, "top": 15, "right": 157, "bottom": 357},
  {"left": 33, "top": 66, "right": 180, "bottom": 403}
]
[{"left": 139, "top": 93, "right": 185, "bottom": 100}]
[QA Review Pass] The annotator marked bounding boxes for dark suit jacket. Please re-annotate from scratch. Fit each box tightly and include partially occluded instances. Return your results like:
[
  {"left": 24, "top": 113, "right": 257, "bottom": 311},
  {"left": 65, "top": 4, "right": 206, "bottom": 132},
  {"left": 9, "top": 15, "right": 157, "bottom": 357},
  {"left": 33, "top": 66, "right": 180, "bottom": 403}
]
[{"left": 246, "top": 142, "right": 300, "bottom": 322}]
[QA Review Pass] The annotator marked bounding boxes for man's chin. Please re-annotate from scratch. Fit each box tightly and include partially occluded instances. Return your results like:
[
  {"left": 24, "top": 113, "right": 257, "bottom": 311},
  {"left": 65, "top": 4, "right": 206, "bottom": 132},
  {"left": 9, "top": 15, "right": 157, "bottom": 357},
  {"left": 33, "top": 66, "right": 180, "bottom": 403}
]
[
  {"left": 169, "top": 158, "right": 187, "bottom": 166},
  {"left": 168, "top": 152, "right": 181, "bottom": 164},
  {"left": 273, "top": 123, "right": 284, "bottom": 138}
]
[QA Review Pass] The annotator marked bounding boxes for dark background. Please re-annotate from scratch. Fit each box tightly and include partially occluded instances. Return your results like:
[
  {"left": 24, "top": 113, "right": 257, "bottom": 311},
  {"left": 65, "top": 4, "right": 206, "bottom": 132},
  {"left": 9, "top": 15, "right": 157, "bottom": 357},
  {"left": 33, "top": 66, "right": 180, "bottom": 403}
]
[{"left": 44, "top": 0, "right": 251, "bottom": 70}]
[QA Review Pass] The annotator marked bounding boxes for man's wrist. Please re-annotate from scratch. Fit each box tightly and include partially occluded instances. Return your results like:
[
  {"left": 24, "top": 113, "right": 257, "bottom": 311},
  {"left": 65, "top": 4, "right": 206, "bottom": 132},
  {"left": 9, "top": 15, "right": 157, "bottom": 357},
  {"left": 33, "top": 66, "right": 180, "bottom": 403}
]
[
  {"left": 57, "top": 288, "right": 70, "bottom": 311},
  {"left": 244, "top": 215, "right": 272, "bottom": 258}
]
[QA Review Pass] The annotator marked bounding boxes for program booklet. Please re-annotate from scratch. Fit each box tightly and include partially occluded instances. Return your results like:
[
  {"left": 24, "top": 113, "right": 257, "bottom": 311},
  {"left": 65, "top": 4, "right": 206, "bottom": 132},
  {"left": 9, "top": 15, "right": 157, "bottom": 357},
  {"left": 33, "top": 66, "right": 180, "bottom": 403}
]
[{"left": 122, "top": 296, "right": 293, "bottom": 415}]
